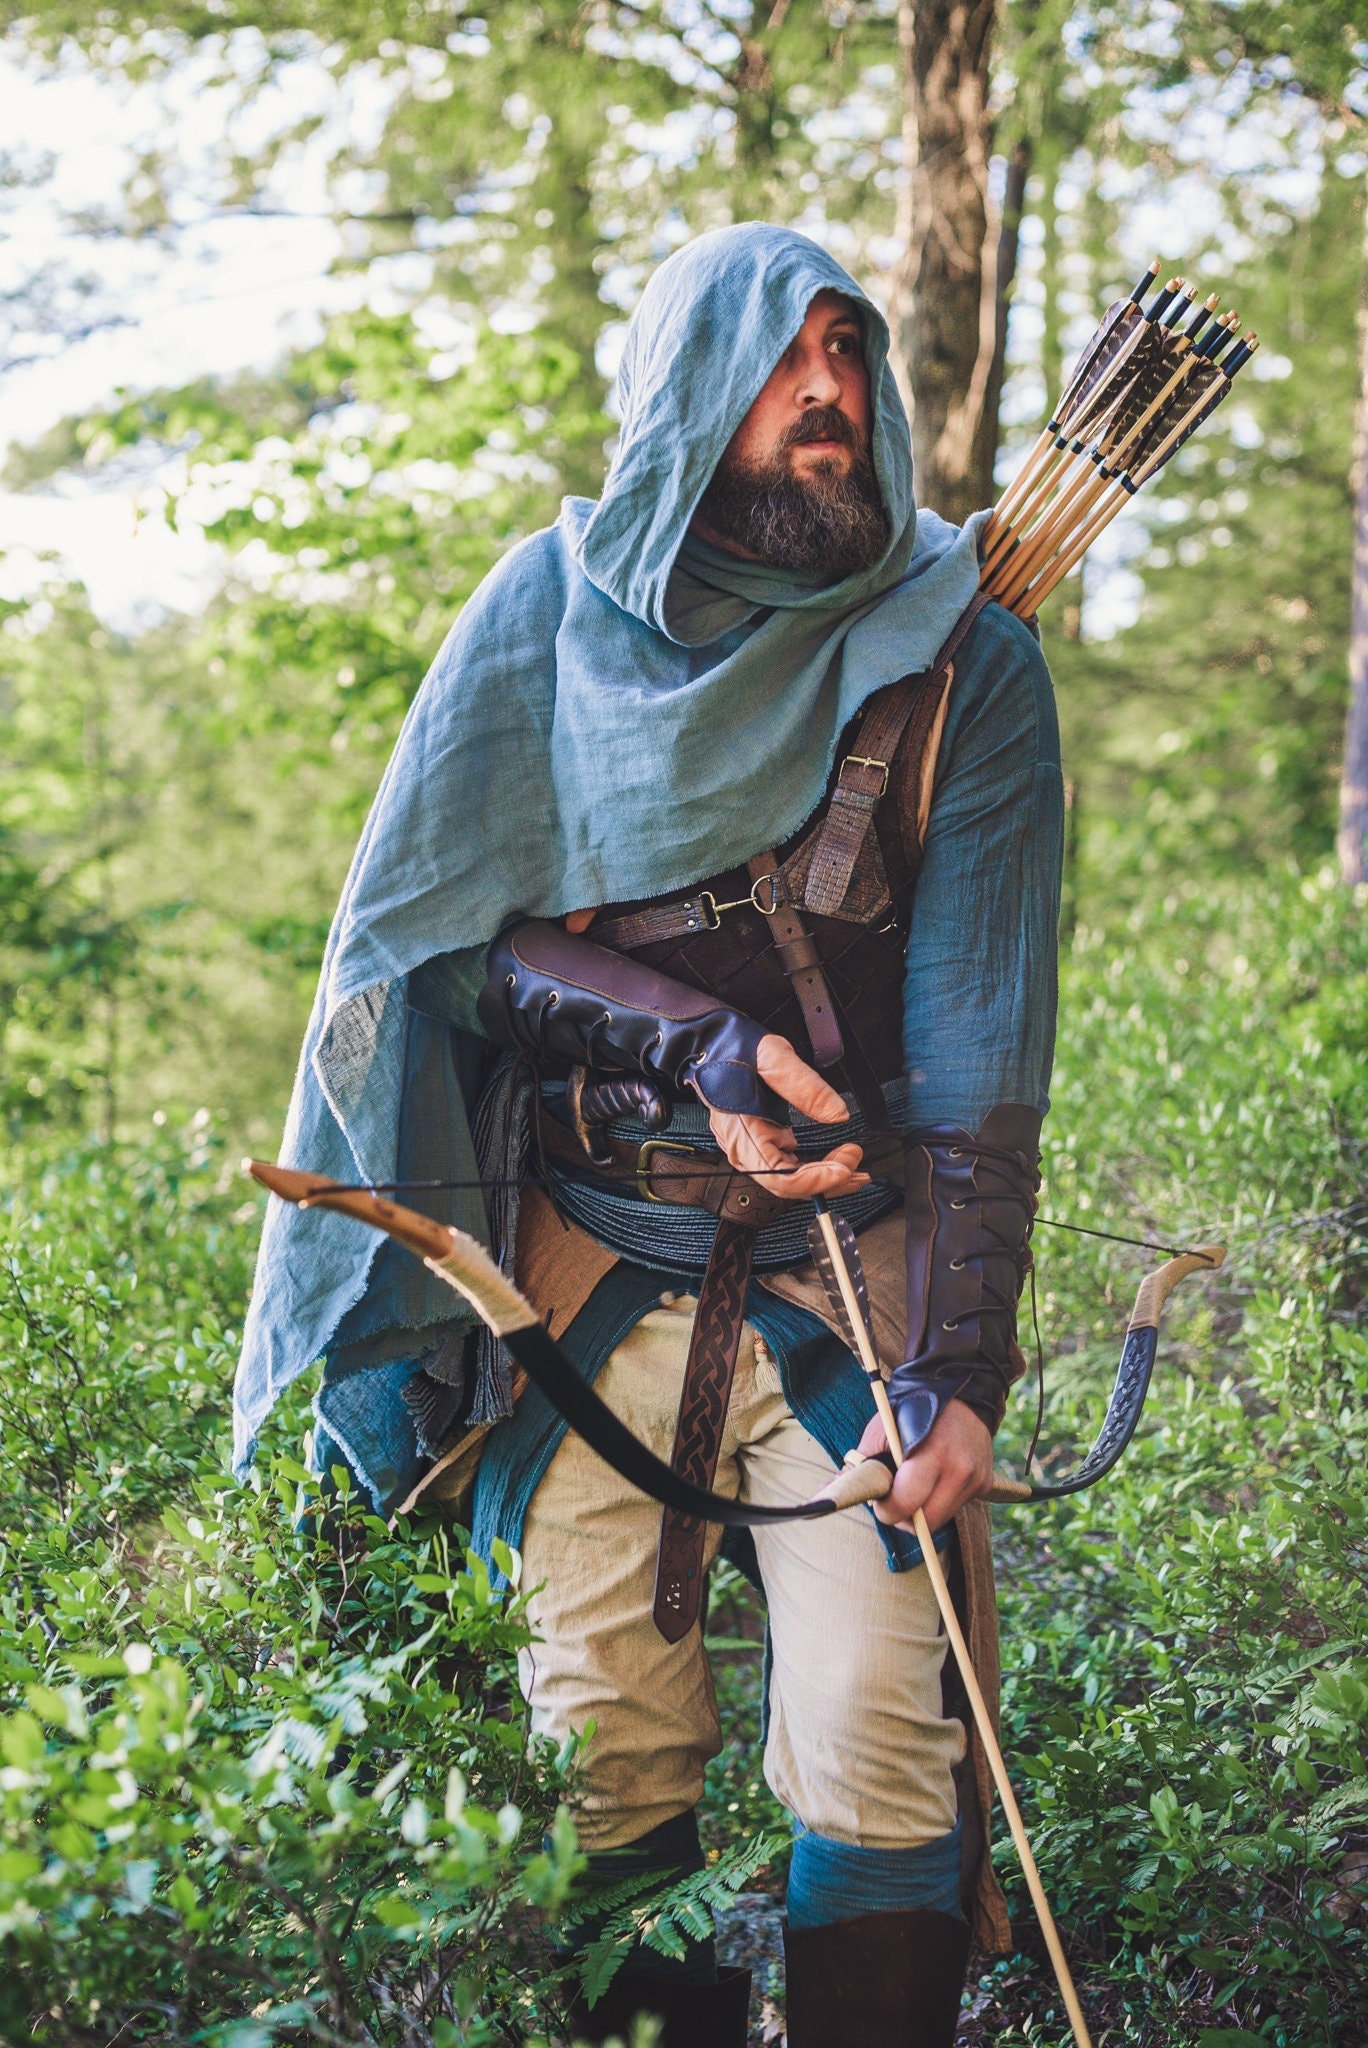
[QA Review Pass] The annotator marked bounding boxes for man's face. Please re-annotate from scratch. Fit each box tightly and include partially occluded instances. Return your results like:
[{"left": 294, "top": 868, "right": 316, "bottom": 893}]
[
  {"left": 728, "top": 289, "right": 872, "bottom": 477},
  {"left": 692, "top": 288, "right": 890, "bottom": 581}
]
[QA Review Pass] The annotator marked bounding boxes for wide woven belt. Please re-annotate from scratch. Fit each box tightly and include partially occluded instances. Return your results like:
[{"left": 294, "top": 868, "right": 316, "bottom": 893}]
[{"left": 539, "top": 1113, "right": 792, "bottom": 1229}]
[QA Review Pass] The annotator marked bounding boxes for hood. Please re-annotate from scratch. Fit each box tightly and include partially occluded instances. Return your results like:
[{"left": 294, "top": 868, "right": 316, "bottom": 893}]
[{"left": 575, "top": 222, "right": 918, "bottom": 636}]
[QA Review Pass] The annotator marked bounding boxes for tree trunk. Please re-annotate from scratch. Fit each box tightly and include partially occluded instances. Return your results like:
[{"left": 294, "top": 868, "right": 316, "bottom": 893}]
[
  {"left": 1338, "top": 182, "right": 1368, "bottom": 887},
  {"left": 890, "top": 0, "right": 1013, "bottom": 524}
]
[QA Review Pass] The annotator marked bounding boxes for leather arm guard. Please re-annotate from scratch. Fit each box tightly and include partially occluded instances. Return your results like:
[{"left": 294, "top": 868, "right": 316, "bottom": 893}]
[
  {"left": 477, "top": 918, "right": 787, "bottom": 1120},
  {"left": 888, "top": 1102, "right": 1042, "bottom": 1455}
]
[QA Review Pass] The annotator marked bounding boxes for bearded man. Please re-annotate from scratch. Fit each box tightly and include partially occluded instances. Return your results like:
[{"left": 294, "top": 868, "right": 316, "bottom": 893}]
[{"left": 236, "top": 224, "right": 1062, "bottom": 2048}]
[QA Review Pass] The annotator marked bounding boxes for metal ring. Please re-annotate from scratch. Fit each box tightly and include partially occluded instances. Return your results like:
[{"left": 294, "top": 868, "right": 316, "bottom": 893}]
[{"left": 750, "top": 873, "right": 782, "bottom": 916}]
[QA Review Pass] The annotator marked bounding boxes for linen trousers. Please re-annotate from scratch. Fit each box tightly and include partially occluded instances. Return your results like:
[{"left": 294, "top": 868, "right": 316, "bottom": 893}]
[{"left": 516, "top": 1293, "right": 966, "bottom": 1851}]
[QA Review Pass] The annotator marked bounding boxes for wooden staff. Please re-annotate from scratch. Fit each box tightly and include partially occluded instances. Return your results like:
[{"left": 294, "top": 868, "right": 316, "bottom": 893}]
[{"left": 810, "top": 1204, "right": 1095, "bottom": 2048}]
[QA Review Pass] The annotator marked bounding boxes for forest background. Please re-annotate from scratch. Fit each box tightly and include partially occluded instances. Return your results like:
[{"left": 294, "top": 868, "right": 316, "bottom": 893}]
[{"left": 0, "top": 2, "right": 1366, "bottom": 2045}]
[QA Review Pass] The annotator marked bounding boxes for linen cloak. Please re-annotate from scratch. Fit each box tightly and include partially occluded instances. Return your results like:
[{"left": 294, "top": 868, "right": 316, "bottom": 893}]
[{"left": 233, "top": 222, "right": 1004, "bottom": 1490}]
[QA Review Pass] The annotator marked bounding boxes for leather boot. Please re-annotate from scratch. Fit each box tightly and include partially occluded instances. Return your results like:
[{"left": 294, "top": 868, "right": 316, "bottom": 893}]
[
  {"left": 783, "top": 1909, "right": 970, "bottom": 2047},
  {"left": 566, "top": 1963, "right": 752, "bottom": 2046}
]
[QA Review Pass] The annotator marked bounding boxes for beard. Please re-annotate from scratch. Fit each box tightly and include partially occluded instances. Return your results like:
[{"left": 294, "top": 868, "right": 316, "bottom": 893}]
[{"left": 695, "top": 405, "right": 891, "bottom": 582}]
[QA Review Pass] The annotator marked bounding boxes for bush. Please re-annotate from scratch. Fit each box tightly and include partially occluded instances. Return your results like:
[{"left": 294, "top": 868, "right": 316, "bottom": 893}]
[
  {"left": 2, "top": 861, "right": 1366, "bottom": 2045},
  {"left": 0, "top": 1129, "right": 585, "bottom": 2045}
]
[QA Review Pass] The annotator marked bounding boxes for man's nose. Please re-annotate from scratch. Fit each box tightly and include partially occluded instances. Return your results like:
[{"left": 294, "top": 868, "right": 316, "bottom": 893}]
[{"left": 795, "top": 346, "right": 843, "bottom": 409}]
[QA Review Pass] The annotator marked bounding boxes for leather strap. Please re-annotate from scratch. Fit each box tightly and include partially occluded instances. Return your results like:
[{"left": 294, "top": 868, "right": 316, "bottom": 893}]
[
  {"left": 747, "top": 851, "right": 845, "bottom": 1069},
  {"left": 539, "top": 1114, "right": 793, "bottom": 1226},
  {"left": 590, "top": 894, "right": 723, "bottom": 950},
  {"left": 802, "top": 590, "right": 989, "bottom": 918},
  {"left": 653, "top": 1218, "right": 756, "bottom": 1640}
]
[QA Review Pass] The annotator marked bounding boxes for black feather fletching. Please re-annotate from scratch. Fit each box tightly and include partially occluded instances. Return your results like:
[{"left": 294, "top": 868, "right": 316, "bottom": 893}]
[{"left": 808, "top": 1210, "right": 877, "bottom": 1359}]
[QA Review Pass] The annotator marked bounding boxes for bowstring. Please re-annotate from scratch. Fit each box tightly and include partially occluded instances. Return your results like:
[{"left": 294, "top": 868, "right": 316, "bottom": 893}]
[{"left": 339, "top": 1171, "right": 1212, "bottom": 1262}]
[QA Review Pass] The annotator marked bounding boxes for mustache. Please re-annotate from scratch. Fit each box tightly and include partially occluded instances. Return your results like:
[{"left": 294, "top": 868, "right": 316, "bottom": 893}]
[{"left": 777, "top": 405, "right": 862, "bottom": 454}]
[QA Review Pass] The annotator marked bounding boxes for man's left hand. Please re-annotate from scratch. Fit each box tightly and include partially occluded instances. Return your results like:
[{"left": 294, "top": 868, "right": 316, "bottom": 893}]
[{"left": 856, "top": 1398, "right": 994, "bottom": 1534}]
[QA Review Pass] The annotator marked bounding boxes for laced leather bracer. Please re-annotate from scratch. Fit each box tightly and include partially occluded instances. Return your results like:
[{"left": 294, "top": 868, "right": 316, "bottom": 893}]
[{"left": 891, "top": 1104, "right": 1042, "bottom": 1454}]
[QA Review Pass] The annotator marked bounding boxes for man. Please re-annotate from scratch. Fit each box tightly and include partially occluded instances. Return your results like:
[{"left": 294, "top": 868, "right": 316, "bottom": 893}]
[{"left": 235, "top": 223, "right": 1062, "bottom": 2047}]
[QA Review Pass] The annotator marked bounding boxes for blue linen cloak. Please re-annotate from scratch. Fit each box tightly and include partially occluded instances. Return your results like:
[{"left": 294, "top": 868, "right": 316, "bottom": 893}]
[{"left": 233, "top": 222, "right": 1058, "bottom": 1501}]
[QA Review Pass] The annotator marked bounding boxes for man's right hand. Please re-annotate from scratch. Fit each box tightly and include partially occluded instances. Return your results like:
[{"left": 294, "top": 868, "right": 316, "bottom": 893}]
[{"left": 707, "top": 1032, "right": 869, "bottom": 1200}]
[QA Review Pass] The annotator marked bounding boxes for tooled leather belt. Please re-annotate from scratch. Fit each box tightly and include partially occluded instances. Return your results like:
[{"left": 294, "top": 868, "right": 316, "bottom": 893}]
[
  {"left": 539, "top": 1110, "right": 897, "bottom": 1641},
  {"left": 541, "top": 1113, "right": 786, "bottom": 1638}
]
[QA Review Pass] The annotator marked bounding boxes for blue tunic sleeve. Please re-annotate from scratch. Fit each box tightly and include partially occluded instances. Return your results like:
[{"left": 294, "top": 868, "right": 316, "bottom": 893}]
[{"left": 900, "top": 603, "right": 1063, "bottom": 1130}]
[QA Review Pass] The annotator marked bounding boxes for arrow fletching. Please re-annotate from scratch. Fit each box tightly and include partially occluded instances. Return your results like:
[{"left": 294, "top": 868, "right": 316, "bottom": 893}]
[
  {"left": 983, "top": 260, "right": 1263, "bottom": 620},
  {"left": 808, "top": 1206, "right": 877, "bottom": 1357}
]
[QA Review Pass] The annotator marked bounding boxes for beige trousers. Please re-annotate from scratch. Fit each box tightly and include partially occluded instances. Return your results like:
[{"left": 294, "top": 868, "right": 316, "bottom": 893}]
[{"left": 516, "top": 1295, "right": 966, "bottom": 1852}]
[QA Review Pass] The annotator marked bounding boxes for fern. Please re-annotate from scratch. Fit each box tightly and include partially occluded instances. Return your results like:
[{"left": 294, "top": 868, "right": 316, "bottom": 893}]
[{"left": 576, "top": 1828, "right": 785, "bottom": 2005}]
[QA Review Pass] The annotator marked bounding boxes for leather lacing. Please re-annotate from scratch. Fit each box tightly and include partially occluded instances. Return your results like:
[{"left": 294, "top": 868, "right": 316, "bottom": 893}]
[{"left": 902, "top": 1129, "right": 1047, "bottom": 1465}]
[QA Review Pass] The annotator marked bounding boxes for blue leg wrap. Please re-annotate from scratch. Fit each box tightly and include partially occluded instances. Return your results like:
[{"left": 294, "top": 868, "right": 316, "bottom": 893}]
[{"left": 785, "top": 1817, "right": 964, "bottom": 1929}]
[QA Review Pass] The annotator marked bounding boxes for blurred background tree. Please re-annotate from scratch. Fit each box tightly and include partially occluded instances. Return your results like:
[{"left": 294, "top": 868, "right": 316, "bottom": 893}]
[{"left": 0, "top": 0, "right": 1361, "bottom": 1141}]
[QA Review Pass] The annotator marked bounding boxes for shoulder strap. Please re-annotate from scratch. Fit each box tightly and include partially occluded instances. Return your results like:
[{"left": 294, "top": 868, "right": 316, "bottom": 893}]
[
  {"left": 802, "top": 588, "right": 989, "bottom": 918},
  {"left": 746, "top": 850, "right": 845, "bottom": 1068}
]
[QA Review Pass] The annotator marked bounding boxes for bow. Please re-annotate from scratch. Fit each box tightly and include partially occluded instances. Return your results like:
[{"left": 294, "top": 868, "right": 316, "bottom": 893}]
[{"left": 247, "top": 1160, "right": 1223, "bottom": 1520}]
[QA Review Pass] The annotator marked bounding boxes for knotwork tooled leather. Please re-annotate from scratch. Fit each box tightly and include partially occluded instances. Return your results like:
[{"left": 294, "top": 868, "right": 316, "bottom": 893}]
[{"left": 653, "top": 1218, "right": 756, "bottom": 1641}]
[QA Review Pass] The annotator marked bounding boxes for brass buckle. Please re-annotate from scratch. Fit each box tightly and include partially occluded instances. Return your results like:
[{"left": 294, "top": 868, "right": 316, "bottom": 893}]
[
  {"left": 842, "top": 753, "right": 890, "bottom": 797},
  {"left": 695, "top": 875, "right": 782, "bottom": 925},
  {"left": 637, "top": 1138, "right": 696, "bottom": 1202}
]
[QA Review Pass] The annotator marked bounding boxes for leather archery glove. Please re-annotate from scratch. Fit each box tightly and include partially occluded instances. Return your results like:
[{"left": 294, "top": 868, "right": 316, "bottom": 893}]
[
  {"left": 478, "top": 918, "right": 786, "bottom": 1121},
  {"left": 888, "top": 1103, "right": 1041, "bottom": 1456}
]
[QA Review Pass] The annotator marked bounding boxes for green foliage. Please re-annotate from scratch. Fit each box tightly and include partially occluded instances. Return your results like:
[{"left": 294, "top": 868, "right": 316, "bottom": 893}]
[
  {"left": 0, "top": 1128, "right": 593, "bottom": 2043},
  {"left": 1046, "top": 172, "right": 1363, "bottom": 884},
  {"left": 987, "top": 863, "right": 1368, "bottom": 2044}
]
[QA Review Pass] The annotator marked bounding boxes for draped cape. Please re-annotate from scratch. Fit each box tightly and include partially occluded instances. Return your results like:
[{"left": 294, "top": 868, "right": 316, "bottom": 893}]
[{"left": 233, "top": 221, "right": 985, "bottom": 1479}]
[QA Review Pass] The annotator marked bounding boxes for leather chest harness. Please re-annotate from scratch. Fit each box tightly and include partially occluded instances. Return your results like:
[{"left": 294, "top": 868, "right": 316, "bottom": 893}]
[{"left": 540, "top": 591, "right": 987, "bottom": 1637}]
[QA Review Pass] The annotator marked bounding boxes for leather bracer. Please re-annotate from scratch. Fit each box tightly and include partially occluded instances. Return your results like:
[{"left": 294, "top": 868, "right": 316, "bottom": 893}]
[
  {"left": 888, "top": 1103, "right": 1042, "bottom": 1454},
  {"left": 478, "top": 919, "right": 786, "bottom": 1120}
]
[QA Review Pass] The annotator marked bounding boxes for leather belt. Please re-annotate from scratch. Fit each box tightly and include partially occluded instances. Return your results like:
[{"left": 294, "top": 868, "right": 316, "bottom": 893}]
[
  {"left": 586, "top": 854, "right": 844, "bottom": 1072},
  {"left": 539, "top": 1112, "right": 792, "bottom": 1229},
  {"left": 591, "top": 875, "right": 781, "bottom": 951},
  {"left": 653, "top": 1217, "right": 755, "bottom": 1641},
  {"left": 748, "top": 851, "right": 844, "bottom": 1068}
]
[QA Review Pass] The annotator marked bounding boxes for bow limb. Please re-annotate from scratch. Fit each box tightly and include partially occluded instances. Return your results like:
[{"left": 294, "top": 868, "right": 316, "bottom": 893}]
[
  {"left": 1012, "top": 1239, "right": 1226, "bottom": 1501},
  {"left": 246, "top": 1161, "right": 893, "bottom": 1527}
]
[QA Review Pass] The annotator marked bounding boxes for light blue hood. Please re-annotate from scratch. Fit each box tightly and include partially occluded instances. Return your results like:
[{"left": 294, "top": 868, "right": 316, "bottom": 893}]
[{"left": 233, "top": 222, "right": 986, "bottom": 1492}]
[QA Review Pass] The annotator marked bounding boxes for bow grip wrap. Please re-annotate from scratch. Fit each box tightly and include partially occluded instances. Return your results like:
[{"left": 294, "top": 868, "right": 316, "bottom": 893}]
[
  {"left": 889, "top": 1103, "right": 1042, "bottom": 1455},
  {"left": 478, "top": 918, "right": 787, "bottom": 1121}
]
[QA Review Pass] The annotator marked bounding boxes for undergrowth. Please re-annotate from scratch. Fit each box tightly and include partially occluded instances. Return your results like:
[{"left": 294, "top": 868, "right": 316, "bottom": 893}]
[{"left": 1, "top": 861, "right": 1365, "bottom": 2044}]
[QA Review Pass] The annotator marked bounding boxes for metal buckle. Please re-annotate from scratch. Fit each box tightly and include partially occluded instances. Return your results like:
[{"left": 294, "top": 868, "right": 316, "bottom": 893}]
[
  {"left": 637, "top": 1138, "right": 696, "bottom": 1202},
  {"left": 695, "top": 875, "right": 783, "bottom": 924},
  {"left": 841, "top": 753, "right": 890, "bottom": 797}
]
